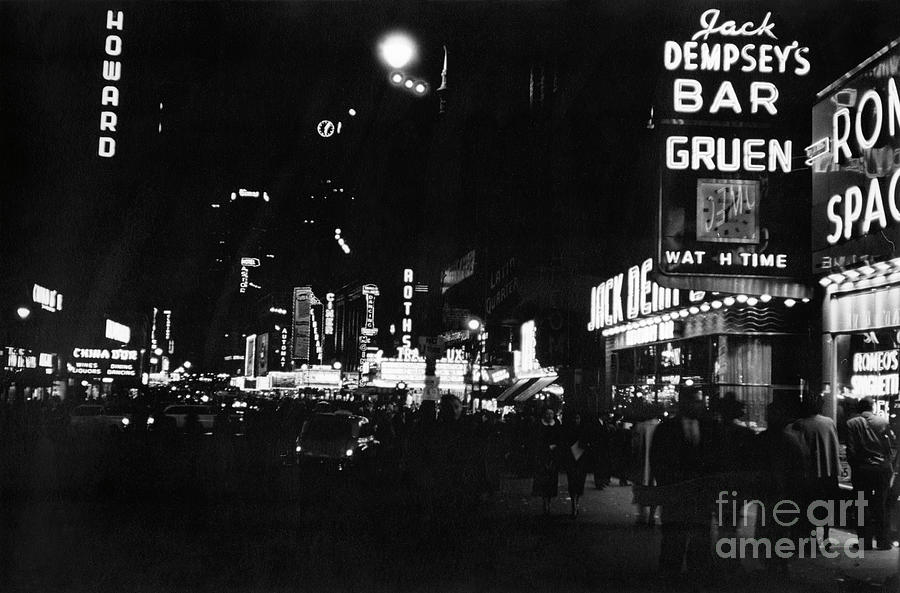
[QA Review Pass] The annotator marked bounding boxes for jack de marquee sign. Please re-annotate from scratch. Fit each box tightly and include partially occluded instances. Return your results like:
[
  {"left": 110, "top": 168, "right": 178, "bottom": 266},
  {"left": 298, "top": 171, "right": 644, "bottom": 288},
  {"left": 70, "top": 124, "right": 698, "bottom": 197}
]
[
  {"left": 589, "top": 258, "right": 704, "bottom": 331},
  {"left": 658, "top": 9, "right": 810, "bottom": 279}
]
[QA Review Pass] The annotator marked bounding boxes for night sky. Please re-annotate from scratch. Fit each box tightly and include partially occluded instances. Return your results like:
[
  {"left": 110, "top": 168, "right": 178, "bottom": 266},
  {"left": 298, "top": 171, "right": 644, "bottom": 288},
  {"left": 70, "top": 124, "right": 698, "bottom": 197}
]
[{"left": 3, "top": 0, "right": 900, "bottom": 363}]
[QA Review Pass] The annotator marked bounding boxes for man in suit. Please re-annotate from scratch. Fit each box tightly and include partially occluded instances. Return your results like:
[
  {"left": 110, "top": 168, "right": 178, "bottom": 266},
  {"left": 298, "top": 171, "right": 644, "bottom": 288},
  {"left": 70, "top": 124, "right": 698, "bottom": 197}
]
[{"left": 650, "top": 387, "right": 720, "bottom": 584}]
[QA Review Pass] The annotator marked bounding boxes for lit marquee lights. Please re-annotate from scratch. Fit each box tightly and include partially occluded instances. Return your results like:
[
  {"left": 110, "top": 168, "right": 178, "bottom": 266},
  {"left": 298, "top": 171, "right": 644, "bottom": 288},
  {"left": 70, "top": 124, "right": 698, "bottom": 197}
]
[
  {"left": 598, "top": 292, "right": 806, "bottom": 338},
  {"left": 98, "top": 10, "right": 124, "bottom": 158}
]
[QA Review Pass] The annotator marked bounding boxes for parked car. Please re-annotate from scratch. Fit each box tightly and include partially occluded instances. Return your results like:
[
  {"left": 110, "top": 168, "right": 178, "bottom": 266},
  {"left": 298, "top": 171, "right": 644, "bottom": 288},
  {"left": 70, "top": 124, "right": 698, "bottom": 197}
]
[
  {"left": 294, "top": 411, "right": 378, "bottom": 471},
  {"left": 160, "top": 404, "right": 216, "bottom": 434}
]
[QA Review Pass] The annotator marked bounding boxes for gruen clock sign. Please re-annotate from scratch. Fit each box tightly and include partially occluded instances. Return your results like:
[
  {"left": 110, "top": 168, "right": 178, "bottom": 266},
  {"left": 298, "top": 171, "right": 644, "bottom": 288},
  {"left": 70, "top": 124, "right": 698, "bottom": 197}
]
[{"left": 657, "top": 8, "right": 810, "bottom": 281}]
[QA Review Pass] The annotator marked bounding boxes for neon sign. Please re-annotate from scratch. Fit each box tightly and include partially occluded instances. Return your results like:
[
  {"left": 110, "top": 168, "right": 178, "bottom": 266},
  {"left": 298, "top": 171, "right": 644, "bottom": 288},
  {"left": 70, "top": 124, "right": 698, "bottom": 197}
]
[
  {"left": 519, "top": 320, "right": 538, "bottom": 373},
  {"left": 151, "top": 307, "right": 158, "bottom": 350},
  {"left": 661, "top": 10, "right": 807, "bottom": 174},
  {"left": 324, "top": 293, "right": 335, "bottom": 335},
  {"left": 589, "top": 258, "right": 703, "bottom": 330},
  {"left": 625, "top": 321, "right": 676, "bottom": 347},
  {"left": 822, "top": 81, "right": 900, "bottom": 244},
  {"left": 32, "top": 284, "right": 63, "bottom": 312},
  {"left": 401, "top": 269, "right": 414, "bottom": 348},
  {"left": 98, "top": 10, "right": 124, "bottom": 158},
  {"left": 359, "top": 285, "right": 379, "bottom": 367},
  {"left": 850, "top": 349, "right": 900, "bottom": 397}
]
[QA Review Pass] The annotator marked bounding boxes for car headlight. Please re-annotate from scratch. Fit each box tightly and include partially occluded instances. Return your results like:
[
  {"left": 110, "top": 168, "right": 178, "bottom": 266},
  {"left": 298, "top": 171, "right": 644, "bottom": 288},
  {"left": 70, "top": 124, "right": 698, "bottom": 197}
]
[{"left": 345, "top": 448, "right": 354, "bottom": 457}]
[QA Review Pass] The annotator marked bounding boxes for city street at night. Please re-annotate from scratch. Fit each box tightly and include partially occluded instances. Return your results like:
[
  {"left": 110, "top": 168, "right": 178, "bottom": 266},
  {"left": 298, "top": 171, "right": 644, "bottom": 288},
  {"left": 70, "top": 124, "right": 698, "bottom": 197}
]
[
  {"left": 7, "top": 1, "right": 900, "bottom": 591},
  {"left": 6, "top": 440, "right": 898, "bottom": 593}
]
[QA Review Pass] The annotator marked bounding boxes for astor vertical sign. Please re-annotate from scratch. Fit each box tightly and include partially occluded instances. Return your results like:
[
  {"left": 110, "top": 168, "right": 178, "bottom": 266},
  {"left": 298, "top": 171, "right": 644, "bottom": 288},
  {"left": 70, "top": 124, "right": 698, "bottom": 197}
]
[
  {"left": 98, "top": 10, "right": 124, "bottom": 158},
  {"left": 657, "top": 9, "right": 810, "bottom": 283}
]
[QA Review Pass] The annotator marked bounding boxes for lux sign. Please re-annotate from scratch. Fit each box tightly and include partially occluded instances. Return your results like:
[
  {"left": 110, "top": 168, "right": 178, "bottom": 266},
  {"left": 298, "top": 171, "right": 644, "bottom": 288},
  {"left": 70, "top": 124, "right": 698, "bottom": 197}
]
[{"left": 588, "top": 259, "right": 684, "bottom": 330}]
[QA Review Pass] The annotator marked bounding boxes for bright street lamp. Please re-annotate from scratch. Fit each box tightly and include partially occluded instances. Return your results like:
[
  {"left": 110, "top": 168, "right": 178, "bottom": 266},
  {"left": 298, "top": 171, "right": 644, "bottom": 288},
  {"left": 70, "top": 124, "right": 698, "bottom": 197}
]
[
  {"left": 379, "top": 33, "right": 417, "bottom": 69},
  {"left": 16, "top": 307, "right": 31, "bottom": 320},
  {"left": 467, "top": 318, "right": 482, "bottom": 331},
  {"left": 183, "top": 361, "right": 192, "bottom": 369}
]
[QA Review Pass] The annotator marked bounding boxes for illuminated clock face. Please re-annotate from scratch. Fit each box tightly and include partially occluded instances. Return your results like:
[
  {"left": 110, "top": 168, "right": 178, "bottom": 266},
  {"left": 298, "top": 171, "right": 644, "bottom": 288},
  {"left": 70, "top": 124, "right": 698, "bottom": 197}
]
[
  {"left": 695, "top": 179, "right": 760, "bottom": 244},
  {"left": 317, "top": 120, "right": 335, "bottom": 138}
]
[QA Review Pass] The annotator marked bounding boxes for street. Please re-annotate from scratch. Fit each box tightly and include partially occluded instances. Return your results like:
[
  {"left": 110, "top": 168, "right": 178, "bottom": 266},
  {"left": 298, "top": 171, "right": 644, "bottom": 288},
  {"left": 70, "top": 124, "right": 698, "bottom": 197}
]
[{"left": 6, "top": 456, "right": 897, "bottom": 593}]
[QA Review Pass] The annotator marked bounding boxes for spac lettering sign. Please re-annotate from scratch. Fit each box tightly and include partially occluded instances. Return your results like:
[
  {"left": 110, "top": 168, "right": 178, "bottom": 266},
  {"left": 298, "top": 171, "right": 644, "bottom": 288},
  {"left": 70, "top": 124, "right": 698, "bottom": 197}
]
[
  {"left": 811, "top": 41, "right": 900, "bottom": 273},
  {"left": 658, "top": 9, "right": 810, "bottom": 279}
]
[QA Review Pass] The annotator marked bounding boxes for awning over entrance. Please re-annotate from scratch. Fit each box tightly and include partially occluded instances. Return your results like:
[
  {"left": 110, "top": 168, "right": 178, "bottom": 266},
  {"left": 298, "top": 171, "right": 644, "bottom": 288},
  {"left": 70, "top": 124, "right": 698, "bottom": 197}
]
[
  {"left": 513, "top": 375, "right": 557, "bottom": 402},
  {"left": 496, "top": 375, "right": 559, "bottom": 403}
]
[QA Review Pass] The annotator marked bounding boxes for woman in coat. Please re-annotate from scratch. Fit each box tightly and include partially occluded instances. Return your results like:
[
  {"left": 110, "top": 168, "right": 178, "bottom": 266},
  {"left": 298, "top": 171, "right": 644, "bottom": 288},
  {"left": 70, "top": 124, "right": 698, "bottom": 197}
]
[
  {"left": 561, "top": 411, "right": 590, "bottom": 517},
  {"left": 532, "top": 407, "right": 562, "bottom": 514}
]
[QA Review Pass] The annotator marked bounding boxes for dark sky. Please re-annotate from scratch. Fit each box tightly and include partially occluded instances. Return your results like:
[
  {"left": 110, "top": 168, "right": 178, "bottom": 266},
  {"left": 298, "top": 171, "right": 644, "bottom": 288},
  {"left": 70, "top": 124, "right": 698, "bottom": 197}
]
[{"left": 3, "top": 0, "right": 900, "bottom": 362}]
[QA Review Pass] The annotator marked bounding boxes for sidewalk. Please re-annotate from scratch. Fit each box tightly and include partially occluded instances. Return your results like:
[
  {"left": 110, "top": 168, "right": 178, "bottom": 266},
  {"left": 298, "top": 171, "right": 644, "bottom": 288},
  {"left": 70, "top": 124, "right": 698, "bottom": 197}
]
[{"left": 491, "top": 476, "right": 898, "bottom": 592}]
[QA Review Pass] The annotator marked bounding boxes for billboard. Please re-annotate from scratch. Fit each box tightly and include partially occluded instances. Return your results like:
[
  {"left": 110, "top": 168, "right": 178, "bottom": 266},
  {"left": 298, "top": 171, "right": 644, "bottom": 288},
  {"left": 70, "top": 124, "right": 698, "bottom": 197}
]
[
  {"left": 292, "top": 287, "right": 313, "bottom": 360},
  {"left": 245, "top": 334, "right": 256, "bottom": 377},
  {"left": 442, "top": 250, "right": 476, "bottom": 293},
  {"left": 657, "top": 9, "right": 811, "bottom": 284},
  {"left": 256, "top": 332, "right": 269, "bottom": 376},
  {"left": 810, "top": 39, "right": 900, "bottom": 273}
]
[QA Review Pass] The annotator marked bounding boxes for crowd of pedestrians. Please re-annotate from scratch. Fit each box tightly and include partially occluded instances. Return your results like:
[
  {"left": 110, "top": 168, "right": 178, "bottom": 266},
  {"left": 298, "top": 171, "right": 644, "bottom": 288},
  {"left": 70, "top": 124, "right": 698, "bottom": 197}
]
[
  {"left": 640, "top": 388, "right": 899, "bottom": 588},
  {"left": 5, "top": 385, "right": 897, "bottom": 589}
]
